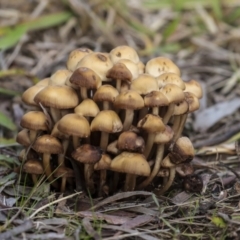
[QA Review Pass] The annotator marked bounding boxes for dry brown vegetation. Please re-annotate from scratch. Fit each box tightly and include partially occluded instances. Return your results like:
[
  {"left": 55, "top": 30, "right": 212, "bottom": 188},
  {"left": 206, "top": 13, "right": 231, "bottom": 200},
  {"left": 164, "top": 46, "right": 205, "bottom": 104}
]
[{"left": 1, "top": 0, "right": 240, "bottom": 239}]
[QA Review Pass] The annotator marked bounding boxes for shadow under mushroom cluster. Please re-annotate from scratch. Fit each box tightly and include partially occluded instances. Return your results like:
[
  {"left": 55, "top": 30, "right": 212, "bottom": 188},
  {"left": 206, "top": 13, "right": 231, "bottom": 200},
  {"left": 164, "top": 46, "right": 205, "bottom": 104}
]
[{"left": 16, "top": 45, "right": 202, "bottom": 196}]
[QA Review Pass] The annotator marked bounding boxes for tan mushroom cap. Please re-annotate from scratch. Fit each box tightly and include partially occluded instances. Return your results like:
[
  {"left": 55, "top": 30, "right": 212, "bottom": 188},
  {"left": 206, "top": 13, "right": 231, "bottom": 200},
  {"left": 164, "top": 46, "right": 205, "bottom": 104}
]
[
  {"left": 20, "top": 111, "right": 48, "bottom": 131},
  {"left": 109, "top": 45, "right": 139, "bottom": 64},
  {"left": 72, "top": 144, "right": 102, "bottom": 164},
  {"left": 49, "top": 69, "right": 72, "bottom": 86},
  {"left": 67, "top": 48, "right": 93, "bottom": 71},
  {"left": 156, "top": 73, "right": 185, "bottom": 89},
  {"left": 110, "top": 151, "right": 150, "bottom": 176},
  {"left": 93, "top": 85, "right": 119, "bottom": 103},
  {"left": 114, "top": 90, "right": 144, "bottom": 110},
  {"left": 51, "top": 121, "right": 69, "bottom": 140},
  {"left": 34, "top": 85, "right": 79, "bottom": 109},
  {"left": 23, "top": 160, "right": 44, "bottom": 175},
  {"left": 76, "top": 52, "right": 113, "bottom": 81},
  {"left": 184, "top": 79, "right": 203, "bottom": 99},
  {"left": 35, "top": 78, "right": 50, "bottom": 86},
  {"left": 94, "top": 153, "right": 112, "bottom": 170},
  {"left": 184, "top": 92, "right": 200, "bottom": 113},
  {"left": 144, "top": 91, "right": 169, "bottom": 107},
  {"left": 91, "top": 110, "right": 123, "bottom": 133},
  {"left": 169, "top": 136, "right": 195, "bottom": 164},
  {"left": 74, "top": 99, "right": 100, "bottom": 117},
  {"left": 69, "top": 67, "right": 102, "bottom": 89},
  {"left": 131, "top": 74, "right": 158, "bottom": 95},
  {"left": 54, "top": 166, "right": 75, "bottom": 178},
  {"left": 117, "top": 131, "right": 145, "bottom": 153},
  {"left": 117, "top": 59, "right": 139, "bottom": 79},
  {"left": 145, "top": 57, "right": 181, "bottom": 77},
  {"left": 58, "top": 113, "right": 90, "bottom": 137},
  {"left": 16, "top": 129, "right": 31, "bottom": 147},
  {"left": 137, "top": 61, "right": 145, "bottom": 74},
  {"left": 173, "top": 99, "right": 189, "bottom": 115},
  {"left": 22, "top": 85, "right": 46, "bottom": 106},
  {"left": 137, "top": 114, "right": 165, "bottom": 133},
  {"left": 160, "top": 84, "right": 185, "bottom": 103},
  {"left": 32, "top": 134, "right": 63, "bottom": 154},
  {"left": 154, "top": 125, "right": 174, "bottom": 144}
]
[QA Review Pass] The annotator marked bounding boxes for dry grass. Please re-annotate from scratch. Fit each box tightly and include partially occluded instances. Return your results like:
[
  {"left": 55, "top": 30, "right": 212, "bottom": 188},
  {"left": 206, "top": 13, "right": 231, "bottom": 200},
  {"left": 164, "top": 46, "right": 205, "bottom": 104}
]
[{"left": 1, "top": 0, "right": 240, "bottom": 239}]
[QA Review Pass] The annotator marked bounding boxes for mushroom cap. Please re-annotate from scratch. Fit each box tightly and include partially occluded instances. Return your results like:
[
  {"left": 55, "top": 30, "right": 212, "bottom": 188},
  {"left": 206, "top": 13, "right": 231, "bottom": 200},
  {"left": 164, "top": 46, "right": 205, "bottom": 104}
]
[
  {"left": 154, "top": 125, "right": 174, "bottom": 144},
  {"left": 18, "top": 148, "right": 38, "bottom": 162},
  {"left": 160, "top": 84, "right": 185, "bottom": 103},
  {"left": 76, "top": 52, "right": 113, "bottom": 81},
  {"left": 20, "top": 111, "right": 48, "bottom": 131},
  {"left": 16, "top": 129, "right": 30, "bottom": 147},
  {"left": 93, "top": 85, "right": 119, "bottom": 103},
  {"left": 156, "top": 73, "right": 185, "bottom": 89},
  {"left": 145, "top": 57, "right": 181, "bottom": 77},
  {"left": 49, "top": 69, "right": 72, "bottom": 86},
  {"left": 169, "top": 136, "right": 194, "bottom": 164},
  {"left": 144, "top": 90, "right": 169, "bottom": 107},
  {"left": 109, "top": 45, "right": 139, "bottom": 64},
  {"left": 137, "top": 61, "right": 145, "bottom": 74},
  {"left": 67, "top": 48, "right": 93, "bottom": 71},
  {"left": 137, "top": 114, "right": 165, "bottom": 133},
  {"left": 58, "top": 113, "right": 90, "bottom": 137},
  {"left": 35, "top": 78, "right": 50, "bottom": 86},
  {"left": 114, "top": 90, "right": 144, "bottom": 110},
  {"left": 74, "top": 99, "right": 100, "bottom": 118},
  {"left": 106, "top": 62, "right": 132, "bottom": 82},
  {"left": 69, "top": 67, "right": 102, "bottom": 89},
  {"left": 91, "top": 110, "right": 123, "bottom": 133},
  {"left": 184, "top": 79, "right": 203, "bottom": 99},
  {"left": 72, "top": 144, "right": 102, "bottom": 164},
  {"left": 173, "top": 99, "right": 189, "bottom": 115},
  {"left": 184, "top": 92, "right": 200, "bottom": 113},
  {"left": 22, "top": 85, "right": 46, "bottom": 106},
  {"left": 117, "top": 131, "right": 145, "bottom": 153},
  {"left": 110, "top": 151, "right": 150, "bottom": 176},
  {"left": 106, "top": 140, "right": 119, "bottom": 155},
  {"left": 94, "top": 153, "right": 112, "bottom": 170},
  {"left": 32, "top": 134, "right": 63, "bottom": 154},
  {"left": 23, "top": 159, "right": 44, "bottom": 175},
  {"left": 131, "top": 74, "right": 158, "bottom": 95},
  {"left": 34, "top": 85, "right": 79, "bottom": 109},
  {"left": 54, "top": 166, "right": 75, "bottom": 178},
  {"left": 161, "top": 155, "right": 176, "bottom": 168},
  {"left": 51, "top": 121, "right": 69, "bottom": 140}
]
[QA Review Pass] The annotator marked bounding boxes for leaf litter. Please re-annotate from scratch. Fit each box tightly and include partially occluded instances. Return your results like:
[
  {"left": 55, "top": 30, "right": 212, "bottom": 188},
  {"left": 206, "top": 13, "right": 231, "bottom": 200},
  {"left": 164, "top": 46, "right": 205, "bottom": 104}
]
[{"left": 1, "top": 0, "right": 240, "bottom": 239}]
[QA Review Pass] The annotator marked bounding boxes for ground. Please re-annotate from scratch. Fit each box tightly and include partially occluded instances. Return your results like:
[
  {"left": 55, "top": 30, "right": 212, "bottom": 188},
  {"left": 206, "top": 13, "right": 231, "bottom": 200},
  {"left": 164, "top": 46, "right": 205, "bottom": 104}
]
[{"left": 0, "top": 0, "right": 240, "bottom": 239}]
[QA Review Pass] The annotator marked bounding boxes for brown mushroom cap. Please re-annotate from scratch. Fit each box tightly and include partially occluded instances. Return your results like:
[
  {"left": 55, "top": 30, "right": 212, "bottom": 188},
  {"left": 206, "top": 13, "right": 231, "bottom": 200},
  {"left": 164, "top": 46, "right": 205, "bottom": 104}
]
[
  {"left": 72, "top": 144, "right": 102, "bottom": 164},
  {"left": 160, "top": 84, "right": 185, "bottom": 104},
  {"left": 74, "top": 99, "right": 100, "bottom": 118},
  {"left": 145, "top": 57, "right": 181, "bottom": 77},
  {"left": 91, "top": 110, "right": 123, "bottom": 133},
  {"left": 93, "top": 85, "right": 119, "bottom": 104},
  {"left": 184, "top": 79, "right": 203, "bottom": 99},
  {"left": 156, "top": 73, "right": 185, "bottom": 89},
  {"left": 154, "top": 125, "right": 174, "bottom": 144},
  {"left": 94, "top": 153, "right": 112, "bottom": 170},
  {"left": 54, "top": 166, "right": 75, "bottom": 178},
  {"left": 20, "top": 111, "right": 48, "bottom": 131},
  {"left": 51, "top": 121, "right": 69, "bottom": 140},
  {"left": 16, "top": 129, "right": 31, "bottom": 147},
  {"left": 22, "top": 85, "right": 46, "bottom": 106},
  {"left": 34, "top": 85, "right": 79, "bottom": 109},
  {"left": 23, "top": 159, "right": 44, "bottom": 175},
  {"left": 117, "top": 131, "right": 145, "bottom": 153},
  {"left": 144, "top": 91, "right": 169, "bottom": 107},
  {"left": 67, "top": 48, "right": 93, "bottom": 71},
  {"left": 32, "top": 134, "right": 63, "bottom": 154},
  {"left": 109, "top": 45, "right": 139, "bottom": 64},
  {"left": 110, "top": 151, "right": 150, "bottom": 176},
  {"left": 131, "top": 74, "right": 158, "bottom": 95},
  {"left": 76, "top": 52, "right": 113, "bottom": 81},
  {"left": 58, "top": 113, "right": 90, "bottom": 137}
]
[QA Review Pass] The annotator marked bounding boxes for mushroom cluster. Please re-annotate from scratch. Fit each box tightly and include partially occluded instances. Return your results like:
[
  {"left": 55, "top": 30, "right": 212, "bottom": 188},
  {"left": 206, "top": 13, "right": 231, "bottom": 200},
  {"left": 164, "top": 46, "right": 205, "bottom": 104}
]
[{"left": 16, "top": 46, "right": 202, "bottom": 196}]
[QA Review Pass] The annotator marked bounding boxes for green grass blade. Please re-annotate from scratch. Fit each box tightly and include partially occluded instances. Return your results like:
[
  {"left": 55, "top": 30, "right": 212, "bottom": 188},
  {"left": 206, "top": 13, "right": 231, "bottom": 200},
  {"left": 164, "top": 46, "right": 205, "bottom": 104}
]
[
  {"left": 0, "top": 112, "right": 17, "bottom": 131},
  {"left": 0, "top": 87, "right": 20, "bottom": 96}
]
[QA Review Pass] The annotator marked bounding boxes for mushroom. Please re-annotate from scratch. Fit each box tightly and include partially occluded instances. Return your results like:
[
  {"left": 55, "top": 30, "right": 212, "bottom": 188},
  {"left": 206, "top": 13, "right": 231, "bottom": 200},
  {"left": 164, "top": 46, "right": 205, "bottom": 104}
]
[
  {"left": 22, "top": 85, "right": 46, "bottom": 107},
  {"left": 35, "top": 78, "right": 50, "bottom": 86},
  {"left": 16, "top": 129, "right": 31, "bottom": 147},
  {"left": 20, "top": 111, "right": 48, "bottom": 142},
  {"left": 32, "top": 134, "right": 63, "bottom": 188},
  {"left": 184, "top": 79, "right": 203, "bottom": 99},
  {"left": 49, "top": 69, "right": 72, "bottom": 86},
  {"left": 156, "top": 73, "right": 185, "bottom": 89},
  {"left": 34, "top": 85, "right": 79, "bottom": 123},
  {"left": 72, "top": 144, "right": 102, "bottom": 193},
  {"left": 114, "top": 90, "right": 144, "bottom": 131},
  {"left": 110, "top": 152, "right": 150, "bottom": 191},
  {"left": 137, "top": 61, "right": 145, "bottom": 74}
]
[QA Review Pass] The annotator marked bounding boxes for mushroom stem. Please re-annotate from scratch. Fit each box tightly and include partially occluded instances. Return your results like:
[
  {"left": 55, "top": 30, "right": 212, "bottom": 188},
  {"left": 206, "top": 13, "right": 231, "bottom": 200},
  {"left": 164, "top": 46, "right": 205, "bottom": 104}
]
[
  {"left": 154, "top": 167, "right": 176, "bottom": 196},
  {"left": 73, "top": 136, "right": 80, "bottom": 149},
  {"left": 84, "top": 164, "right": 95, "bottom": 193},
  {"left": 137, "top": 144, "right": 164, "bottom": 189},
  {"left": 31, "top": 174, "right": 38, "bottom": 185},
  {"left": 60, "top": 176, "right": 67, "bottom": 192},
  {"left": 50, "top": 107, "right": 61, "bottom": 123},
  {"left": 58, "top": 139, "right": 69, "bottom": 166},
  {"left": 29, "top": 130, "right": 37, "bottom": 143},
  {"left": 163, "top": 103, "right": 175, "bottom": 124},
  {"left": 144, "top": 133, "right": 155, "bottom": 159},
  {"left": 152, "top": 106, "right": 159, "bottom": 116},
  {"left": 69, "top": 158, "right": 83, "bottom": 191},
  {"left": 123, "top": 109, "right": 134, "bottom": 131},
  {"left": 103, "top": 101, "right": 110, "bottom": 110},
  {"left": 116, "top": 79, "right": 121, "bottom": 92},
  {"left": 100, "top": 132, "right": 109, "bottom": 150},
  {"left": 80, "top": 87, "right": 88, "bottom": 100},
  {"left": 172, "top": 115, "right": 181, "bottom": 136},
  {"left": 124, "top": 174, "right": 136, "bottom": 191},
  {"left": 43, "top": 153, "right": 58, "bottom": 188},
  {"left": 173, "top": 114, "right": 188, "bottom": 141}
]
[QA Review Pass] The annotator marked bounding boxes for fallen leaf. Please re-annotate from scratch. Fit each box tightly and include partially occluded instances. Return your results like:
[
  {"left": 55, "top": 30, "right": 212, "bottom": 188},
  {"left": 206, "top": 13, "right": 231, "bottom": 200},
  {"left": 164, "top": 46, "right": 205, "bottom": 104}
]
[{"left": 211, "top": 216, "right": 227, "bottom": 228}]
